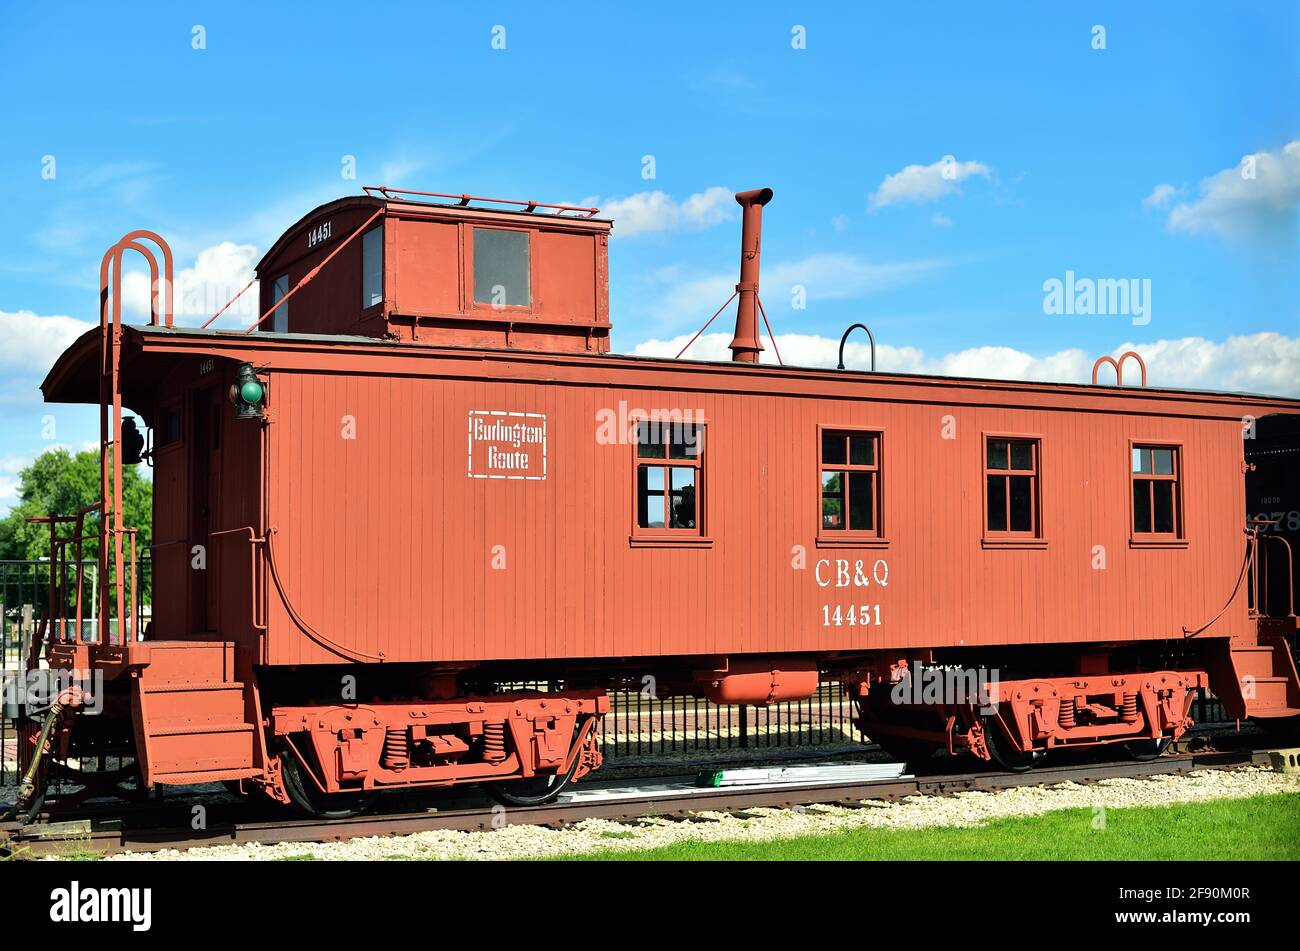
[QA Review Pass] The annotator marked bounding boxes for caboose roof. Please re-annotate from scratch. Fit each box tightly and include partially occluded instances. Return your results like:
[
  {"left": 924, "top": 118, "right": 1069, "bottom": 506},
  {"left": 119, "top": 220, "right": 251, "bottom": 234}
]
[{"left": 42, "top": 323, "right": 1300, "bottom": 423}]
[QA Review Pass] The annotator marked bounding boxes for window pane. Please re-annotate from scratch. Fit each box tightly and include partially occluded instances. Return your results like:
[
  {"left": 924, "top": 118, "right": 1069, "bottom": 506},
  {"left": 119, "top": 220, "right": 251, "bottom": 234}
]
[
  {"left": 1133, "top": 480, "right": 1152, "bottom": 533},
  {"left": 638, "top": 466, "right": 665, "bottom": 528},
  {"left": 1133, "top": 448, "right": 1152, "bottom": 474},
  {"left": 473, "top": 229, "right": 530, "bottom": 307},
  {"left": 1009, "top": 475, "right": 1033, "bottom": 532},
  {"left": 848, "top": 471, "right": 874, "bottom": 531},
  {"left": 636, "top": 421, "right": 665, "bottom": 458},
  {"left": 1009, "top": 441, "right": 1033, "bottom": 471},
  {"left": 159, "top": 408, "right": 182, "bottom": 447},
  {"left": 669, "top": 467, "right": 696, "bottom": 528},
  {"left": 271, "top": 274, "right": 289, "bottom": 333},
  {"left": 1152, "top": 448, "right": 1174, "bottom": 475},
  {"left": 822, "top": 431, "right": 847, "bottom": 465},
  {"left": 1152, "top": 480, "right": 1175, "bottom": 533},
  {"left": 669, "top": 422, "right": 701, "bottom": 459},
  {"left": 362, "top": 225, "right": 383, "bottom": 308},
  {"left": 849, "top": 433, "right": 873, "bottom": 466},
  {"left": 987, "top": 475, "right": 1007, "bottom": 531},
  {"left": 821, "top": 471, "right": 845, "bottom": 530},
  {"left": 986, "top": 439, "right": 1008, "bottom": 470}
]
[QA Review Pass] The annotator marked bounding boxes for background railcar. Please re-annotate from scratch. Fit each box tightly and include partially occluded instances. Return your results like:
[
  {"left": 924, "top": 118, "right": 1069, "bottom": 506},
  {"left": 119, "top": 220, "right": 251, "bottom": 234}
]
[
  {"left": 1246, "top": 413, "right": 1300, "bottom": 621},
  {"left": 20, "top": 187, "right": 1300, "bottom": 815}
]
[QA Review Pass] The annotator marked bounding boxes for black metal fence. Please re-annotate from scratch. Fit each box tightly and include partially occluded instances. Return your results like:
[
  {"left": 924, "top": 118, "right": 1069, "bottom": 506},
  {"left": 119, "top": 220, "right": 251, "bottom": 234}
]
[
  {"left": 600, "top": 682, "right": 867, "bottom": 760},
  {"left": 597, "top": 684, "right": 1229, "bottom": 761}
]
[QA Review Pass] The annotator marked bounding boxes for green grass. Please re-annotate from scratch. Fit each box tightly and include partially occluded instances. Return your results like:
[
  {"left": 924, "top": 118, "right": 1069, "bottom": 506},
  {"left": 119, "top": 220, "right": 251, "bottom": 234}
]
[{"left": 560, "top": 793, "right": 1300, "bottom": 861}]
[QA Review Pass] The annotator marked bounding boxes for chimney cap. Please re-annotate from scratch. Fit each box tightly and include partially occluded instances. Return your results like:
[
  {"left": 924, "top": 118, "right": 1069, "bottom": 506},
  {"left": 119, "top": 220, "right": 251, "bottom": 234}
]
[{"left": 735, "top": 188, "right": 774, "bottom": 207}]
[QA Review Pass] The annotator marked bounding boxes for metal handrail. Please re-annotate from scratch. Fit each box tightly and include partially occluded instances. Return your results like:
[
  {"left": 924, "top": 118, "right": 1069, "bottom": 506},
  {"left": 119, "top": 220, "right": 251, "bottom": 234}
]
[
  {"left": 27, "top": 220, "right": 168, "bottom": 654},
  {"left": 363, "top": 185, "right": 600, "bottom": 218},
  {"left": 91, "top": 232, "right": 173, "bottom": 646},
  {"left": 1091, "top": 351, "right": 1147, "bottom": 387},
  {"left": 837, "top": 323, "right": 876, "bottom": 371},
  {"left": 21, "top": 520, "right": 149, "bottom": 651},
  {"left": 209, "top": 527, "right": 267, "bottom": 631},
  {"left": 1255, "top": 528, "right": 1297, "bottom": 619}
]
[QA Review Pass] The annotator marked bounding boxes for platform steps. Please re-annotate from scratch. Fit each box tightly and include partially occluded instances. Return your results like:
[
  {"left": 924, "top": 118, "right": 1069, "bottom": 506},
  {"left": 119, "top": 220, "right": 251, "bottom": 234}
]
[
  {"left": 1231, "top": 634, "right": 1300, "bottom": 719},
  {"left": 131, "top": 640, "right": 257, "bottom": 786}
]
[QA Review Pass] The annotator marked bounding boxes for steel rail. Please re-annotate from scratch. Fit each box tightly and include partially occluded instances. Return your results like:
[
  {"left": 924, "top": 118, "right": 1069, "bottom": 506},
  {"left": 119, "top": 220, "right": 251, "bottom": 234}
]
[{"left": 0, "top": 746, "right": 1275, "bottom": 858}]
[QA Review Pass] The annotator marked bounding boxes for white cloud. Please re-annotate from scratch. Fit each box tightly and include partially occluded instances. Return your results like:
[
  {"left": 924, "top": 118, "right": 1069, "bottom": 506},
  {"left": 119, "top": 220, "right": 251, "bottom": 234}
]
[
  {"left": 585, "top": 187, "right": 738, "bottom": 237},
  {"left": 1113, "top": 332, "right": 1300, "bottom": 396},
  {"left": 121, "top": 241, "right": 260, "bottom": 326},
  {"left": 0, "top": 310, "right": 94, "bottom": 370},
  {"left": 647, "top": 253, "right": 945, "bottom": 330},
  {"left": 870, "top": 157, "right": 991, "bottom": 209},
  {"left": 931, "top": 212, "right": 953, "bottom": 228},
  {"left": 1142, "top": 183, "right": 1179, "bottom": 210},
  {"left": 632, "top": 331, "right": 1300, "bottom": 397},
  {"left": 831, "top": 214, "right": 849, "bottom": 232},
  {"left": 1164, "top": 141, "right": 1300, "bottom": 239},
  {"left": 0, "top": 453, "right": 28, "bottom": 502}
]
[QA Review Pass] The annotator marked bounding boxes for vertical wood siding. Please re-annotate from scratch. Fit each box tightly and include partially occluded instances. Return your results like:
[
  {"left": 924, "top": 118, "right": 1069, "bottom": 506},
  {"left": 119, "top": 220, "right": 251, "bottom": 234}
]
[{"left": 263, "top": 369, "right": 1257, "bottom": 666}]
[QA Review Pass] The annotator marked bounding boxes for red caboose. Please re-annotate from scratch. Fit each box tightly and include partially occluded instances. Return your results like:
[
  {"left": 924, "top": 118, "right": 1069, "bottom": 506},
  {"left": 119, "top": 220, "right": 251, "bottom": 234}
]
[{"left": 23, "top": 185, "right": 1300, "bottom": 815}]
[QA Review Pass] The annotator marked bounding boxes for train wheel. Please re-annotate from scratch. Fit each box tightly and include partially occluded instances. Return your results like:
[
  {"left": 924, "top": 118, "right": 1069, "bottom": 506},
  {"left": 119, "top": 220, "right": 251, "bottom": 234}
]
[
  {"left": 1121, "top": 736, "right": 1172, "bottom": 761},
  {"left": 281, "top": 753, "right": 377, "bottom": 819},
  {"left": 485, "top": 754, "right": 582, "bottom": 807},
  {"left": 983, "top": 716, "right": 1043, "bottom": 772}
]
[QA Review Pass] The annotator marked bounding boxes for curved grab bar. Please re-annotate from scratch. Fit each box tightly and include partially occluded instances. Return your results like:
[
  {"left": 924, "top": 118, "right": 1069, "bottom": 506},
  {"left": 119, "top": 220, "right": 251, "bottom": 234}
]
[
  {"left": 837, "top": 323, "right": 876, "bottom": 371},
  {"left": 100, "top": 230, "right": 174, "bottom": 328},
  {"left": 1091, "top": 351, "right": 1147, "bottom": 387}
]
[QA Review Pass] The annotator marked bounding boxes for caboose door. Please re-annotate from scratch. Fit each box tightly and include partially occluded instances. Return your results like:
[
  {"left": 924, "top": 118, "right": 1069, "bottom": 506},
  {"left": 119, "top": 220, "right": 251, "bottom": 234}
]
[{"left": 188, "top": 385, "right": 222, "bottom": 634}]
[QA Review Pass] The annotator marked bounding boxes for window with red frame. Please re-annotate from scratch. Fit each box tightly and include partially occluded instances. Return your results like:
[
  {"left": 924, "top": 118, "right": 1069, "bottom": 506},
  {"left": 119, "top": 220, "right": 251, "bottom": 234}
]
[
  {"left": 819, "top": 430, "right": 881, "bottom": 536},
  {"left": 635, "top": 420, "right": 702, "bottom": 531},
  {"left": 1132, "top": 445, "right": 1181, "bottom": 536},
  {"left": 985, "top": 437, "right": 1039, "bottom": 536}
]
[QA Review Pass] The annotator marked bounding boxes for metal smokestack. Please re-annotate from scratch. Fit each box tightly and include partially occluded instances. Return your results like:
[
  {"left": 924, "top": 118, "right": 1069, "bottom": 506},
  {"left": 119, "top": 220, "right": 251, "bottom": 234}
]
[{"left": 728, "top": 187, "right": 773, "bottom": 363}]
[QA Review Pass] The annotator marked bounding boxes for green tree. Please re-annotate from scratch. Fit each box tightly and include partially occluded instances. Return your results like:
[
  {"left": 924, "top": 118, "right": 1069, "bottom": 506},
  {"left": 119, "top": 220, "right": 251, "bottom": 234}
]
[{"left": 0, "top": 448, "right": 153, "bottom": 562}]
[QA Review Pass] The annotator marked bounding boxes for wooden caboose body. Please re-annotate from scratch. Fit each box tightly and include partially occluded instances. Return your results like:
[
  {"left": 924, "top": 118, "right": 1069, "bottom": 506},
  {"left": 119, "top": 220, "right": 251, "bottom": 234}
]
[{"left": 28, "top": 187, "right": 1300, "bottom": 814}]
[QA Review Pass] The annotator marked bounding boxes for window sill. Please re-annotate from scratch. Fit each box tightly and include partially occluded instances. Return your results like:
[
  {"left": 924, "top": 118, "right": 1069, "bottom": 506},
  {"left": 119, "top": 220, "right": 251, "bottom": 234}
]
[
  {"left": 629, "top": 535, "right": 714, "bottom": 549},
  {"left": 468, "top": 303, "right": 536, "bottom": 318},
  {"left": 1129, "top": 538, "right": 1189, "bottom": 549},
  {"left": 816, "top": 536, "right": 890, "bottom": 549},
  {"left": 981, "top": 537, "right": 1048, "bottom": 550}
]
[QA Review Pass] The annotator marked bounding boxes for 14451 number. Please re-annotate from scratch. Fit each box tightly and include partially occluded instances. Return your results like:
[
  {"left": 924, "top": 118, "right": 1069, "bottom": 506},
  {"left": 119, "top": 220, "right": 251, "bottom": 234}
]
[
  {"left": 308, "top": 221, "right": 333, "bottom": 248},
  {"left": 822, "top": 604, "right": 881, "bottom": 627}
]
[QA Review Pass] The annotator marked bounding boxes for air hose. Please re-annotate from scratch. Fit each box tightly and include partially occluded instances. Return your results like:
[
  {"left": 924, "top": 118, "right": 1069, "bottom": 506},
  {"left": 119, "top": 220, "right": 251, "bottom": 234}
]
[{"left": 1, "top": 698, "right": 68, "bottom": 825}]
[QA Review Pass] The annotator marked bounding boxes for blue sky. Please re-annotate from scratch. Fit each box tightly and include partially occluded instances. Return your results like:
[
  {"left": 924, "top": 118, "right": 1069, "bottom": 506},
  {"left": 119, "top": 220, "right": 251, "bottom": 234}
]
[{"left": 1, "top": 1, "right": 1297, "bottom": 512}]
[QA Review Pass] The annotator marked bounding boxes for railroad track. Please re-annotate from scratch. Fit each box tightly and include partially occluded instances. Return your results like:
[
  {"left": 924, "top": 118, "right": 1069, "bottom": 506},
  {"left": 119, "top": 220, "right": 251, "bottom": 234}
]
[{"left": 0, "top": 744, "right": 1277, "bottom": 858}]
